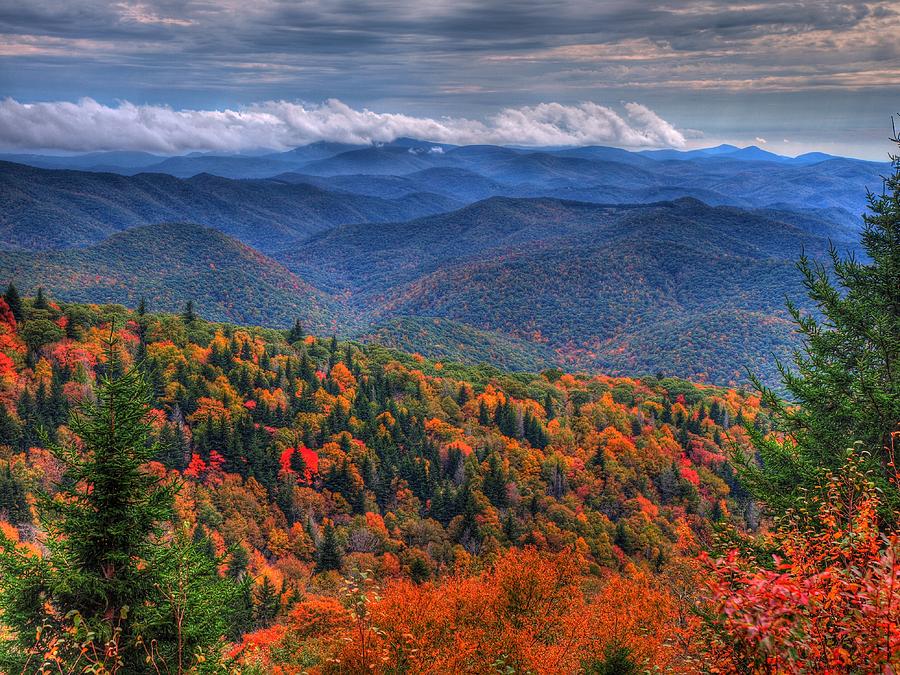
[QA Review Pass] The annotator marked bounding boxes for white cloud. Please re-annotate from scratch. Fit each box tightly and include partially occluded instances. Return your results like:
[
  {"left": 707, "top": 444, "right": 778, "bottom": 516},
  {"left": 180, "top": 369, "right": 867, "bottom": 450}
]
[
  {"left": 0, "top": 97, "right": 687, "bottom": 153},
  {"left": 755, "top": 136, "right": 768, "bottom": 144}
]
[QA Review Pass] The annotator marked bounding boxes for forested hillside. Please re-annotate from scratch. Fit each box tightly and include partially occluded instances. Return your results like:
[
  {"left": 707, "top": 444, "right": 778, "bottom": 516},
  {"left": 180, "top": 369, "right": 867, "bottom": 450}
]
[
  {"left": 0, "top": 161, "right": 459, "bottom": 252},
  {"left": 0, "top": 294, "right": 759, "bottom": 671},
  {"left": 0, "top": 143, "right": 883, "bottom": 388},
  {"left": 282, "top": 197, "right": 844, "bottom": 384},
  {"left": 0, "top": 189, "right": 855, "bottom": 386},
  {"left": 0, "top": 223, "right": 341, "bottom": 333}
]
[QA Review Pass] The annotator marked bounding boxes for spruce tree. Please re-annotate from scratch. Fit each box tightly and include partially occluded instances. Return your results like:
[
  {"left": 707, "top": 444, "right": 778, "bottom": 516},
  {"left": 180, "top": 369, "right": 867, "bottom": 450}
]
[
  {"left": 316, "top": 521, "right": 343, "bottom": 572},
  {"left": 0, "top": 405, "right": 20, "bottom": 449},
  {"left": 33, "top": 286, "right": 49, "bottom": 310},
  {"left": 183, "top": 300, "right": 196, "bottom": 325},
  {"left": 0, "top": 340, "right": 236, "bottom": 671},
  {"left": 287, "top": 318, "right": 304, "bottom": 343},
  {"left": 254, "top": 576, "right": 280, "bottom": 628},
  {"left": 3, "top": 283, "right": 22, "bottom": 323},
  {"left": 740, "top": 127, "right": 900, "bottom": 520}
]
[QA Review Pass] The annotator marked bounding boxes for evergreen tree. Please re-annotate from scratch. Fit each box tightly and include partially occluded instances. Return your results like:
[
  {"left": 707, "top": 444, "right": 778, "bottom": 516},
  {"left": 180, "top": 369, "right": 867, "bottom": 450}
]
[
  {"left": 3, "top": 283, "right": 22, "bottom": 323},
  {"left": 0, "top": 342, "right": 236, "bottom": 671},
  {"left": 328, "top": 334, "right": 338, "bottom": 370},
  {"left": 0, "top": 466, "right": 29, "bottom": 525},
  {"left": 33, "top": 286, "right": 49, "bottom": 310},
  {"left": 182, "top": 300, "right": 196, "bottom": 325},
  {"left": 316, "top": 521, "right": 343, "bottom": 572},
  {"left": 0, "top": 405, "right": 20, "bottom": 449},
  {"left": 544, "top": 391, "right": 556, "bottom": 420},
  {"left": 287, "top": 319, "right": 305, "bottom": 343},
  {"left": 739, "top": 129, "right": 900, "bottom": 520},
  {"left": 478, "top": 400, "right": 491, "bottom": 426},
  {"left": 253, "top": 576, "right": 280, "bottom": 628},
  {"left": 482, "top": 453, "right": 509, "bottom": 508},
  {"left": 226, "top": 544, "right": 250, "bottom": 580}
]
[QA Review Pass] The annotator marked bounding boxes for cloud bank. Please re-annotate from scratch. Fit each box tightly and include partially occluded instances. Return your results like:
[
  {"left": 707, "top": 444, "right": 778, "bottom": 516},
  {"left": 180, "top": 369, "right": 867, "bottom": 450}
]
[{"left": 0, "top": 98, "right": 687, "bottom": 153}]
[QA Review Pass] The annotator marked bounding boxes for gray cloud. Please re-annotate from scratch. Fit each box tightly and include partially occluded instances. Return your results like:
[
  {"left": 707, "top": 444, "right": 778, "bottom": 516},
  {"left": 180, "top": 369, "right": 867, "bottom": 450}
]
[
  {"left": 0, "top": 97, "right": 688, "bottom": 152},
  {"left": 0, "top": 1, "right": 896, "bottom": 157},
  {"left": 1, "top": 1, "right": 896, "bottom": 92}
]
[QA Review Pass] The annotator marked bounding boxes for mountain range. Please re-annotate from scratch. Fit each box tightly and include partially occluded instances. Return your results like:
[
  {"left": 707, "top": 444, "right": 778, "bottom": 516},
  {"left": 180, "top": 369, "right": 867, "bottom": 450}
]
[{"left": 0, "top": 140, "right": 887, "bottom": 385}]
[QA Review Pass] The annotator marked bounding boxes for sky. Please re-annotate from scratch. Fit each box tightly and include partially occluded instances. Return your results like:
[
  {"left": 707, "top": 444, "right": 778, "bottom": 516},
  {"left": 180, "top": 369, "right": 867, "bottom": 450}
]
[{"left": 0, "top": 1, "right": 897, "bottom": 159}]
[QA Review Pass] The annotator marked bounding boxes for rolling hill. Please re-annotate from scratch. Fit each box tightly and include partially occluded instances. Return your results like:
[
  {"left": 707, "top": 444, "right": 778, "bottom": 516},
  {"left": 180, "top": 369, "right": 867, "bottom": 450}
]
[
  {"left": 3, "top": 142, "right": 884, "bottom": 234},
  {"left": 278, "top": 196, "right": 850, "bottom": 384},
  {"left": 0, "top": 161, "right": 460, "bottom": 252},
  {"left": 0, "top": 223, "right": 341, "bottom": 332},
  {"left": 1, "top": 140, "right": 886, "bottom": 386}
]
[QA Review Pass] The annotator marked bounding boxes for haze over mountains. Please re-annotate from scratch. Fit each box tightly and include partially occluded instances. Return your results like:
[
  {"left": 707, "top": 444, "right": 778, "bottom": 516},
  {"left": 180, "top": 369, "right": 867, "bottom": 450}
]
[{"left": 0, "top": 139, "right": 887, "bottom": 385}]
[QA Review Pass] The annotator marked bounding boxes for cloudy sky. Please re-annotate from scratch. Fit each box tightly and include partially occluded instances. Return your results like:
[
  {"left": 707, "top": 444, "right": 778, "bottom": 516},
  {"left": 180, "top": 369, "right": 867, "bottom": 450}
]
[{"left": 0, "top": 0, "right": 897, "bottom": 158}]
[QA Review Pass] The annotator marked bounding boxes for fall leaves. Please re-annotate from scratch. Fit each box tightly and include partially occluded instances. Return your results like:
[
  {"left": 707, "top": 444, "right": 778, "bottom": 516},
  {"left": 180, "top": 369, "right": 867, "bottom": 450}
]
[
  {"left": 702, "top": 455, "right": 900, "bottom": 673},
  {"left": 234, "top": 546, "right": 699, "bottom": 674}
]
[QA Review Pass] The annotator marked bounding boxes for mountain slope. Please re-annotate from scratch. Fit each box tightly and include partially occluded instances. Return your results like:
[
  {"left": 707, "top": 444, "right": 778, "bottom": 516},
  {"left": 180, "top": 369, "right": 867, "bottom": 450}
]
[
  {"left": 373, "top": 237, "right": 806, "bottom": 384},
  {"left": 277, "top": 196, "right": 847, "bottom": 384},
  {"left": 0, "top": 223, "right": 340, "bottom": 331},
  {"left": 0, "top": 162, "right": 460, "bottom": 252},
  {"left": 278, "top": 196, "right": 839, "bottom": 296},
  {"left": 358, "top": 316, "right": 556, "bottom": 372}
]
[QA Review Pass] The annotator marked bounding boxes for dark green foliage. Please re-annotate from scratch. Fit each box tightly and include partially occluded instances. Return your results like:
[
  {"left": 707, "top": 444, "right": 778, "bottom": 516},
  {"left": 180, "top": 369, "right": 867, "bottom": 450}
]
[
  {"left": 3, "top": 283, "right": 22, "bottom": 322},
  {"left": 183, "top": 300, "right": 197, "bottom": 325},
  {"left": 482, "top": 453, "right": 509, "bottom": 508},
  {"left": 136, "top": 526, "right": 239, "bottom": 669},
  {"left": 33, "top": 287, "right": 49, "bottom": 310},
  {"left": 0, "top": 467, "right": 29, "bottom": 526},
  {"left": 19, "top": 318, "right": 64, "bottom": 354},
  {"left": 584, "top": 644, "right": 641, "bottom": 675},
  {"left": 739, "top": 130, "right": 900, "bottom": 521},
  {"left": 287, "top": 318, "right": 305, "bottom": 343},
  {"left": 254, "top": 575, "right": 280, "bottom": 628},
  {"left": 0, "top": 405, "right": 20, "bottom": 448},
  {"left": 316, "top": 521, "right": 343, "bottom": 573}
]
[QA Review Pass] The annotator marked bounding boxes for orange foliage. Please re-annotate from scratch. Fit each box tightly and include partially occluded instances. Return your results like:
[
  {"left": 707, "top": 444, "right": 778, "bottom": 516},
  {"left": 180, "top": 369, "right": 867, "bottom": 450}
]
[{"left": 248, "top": 547, "right": 698, "bottom": 673}]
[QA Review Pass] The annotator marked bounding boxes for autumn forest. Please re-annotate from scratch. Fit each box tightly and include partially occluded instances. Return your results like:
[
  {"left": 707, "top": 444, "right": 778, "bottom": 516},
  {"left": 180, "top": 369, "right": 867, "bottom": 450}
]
[{"left": 0, "top": 124, "right": 894, "bottom": 673}]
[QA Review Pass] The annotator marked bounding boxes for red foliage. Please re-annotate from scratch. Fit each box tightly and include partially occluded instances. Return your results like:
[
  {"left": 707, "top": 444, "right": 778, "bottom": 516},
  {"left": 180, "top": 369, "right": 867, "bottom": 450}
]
[
  {"left": 183, "top": 453, "right": 207, "bottom": 479},
  {"left": 0, "top": 298, "right": 15, "bottom": 329},
  {"left": 702, "top": 456, "right": 900, "bottom": 673},
  {"left": 278, "top": 446, "right": 319, "bottom": 483}
]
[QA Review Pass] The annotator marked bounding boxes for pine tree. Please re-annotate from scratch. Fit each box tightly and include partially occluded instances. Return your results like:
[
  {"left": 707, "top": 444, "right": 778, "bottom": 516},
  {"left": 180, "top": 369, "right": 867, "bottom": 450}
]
[
  {"left": 182, "top": 300, "right": 196, "bottom": 325},
  {"left": 33, "top": 286, "right": 49, "bottom": 310},
  {"left": 0, "top": 340, "right": 236, "bottom": 671},
  {"left": 739, "top": 128, "right": 900, "bottom": 520},
  {"left": 316, "top": 521, "right": 343, "bottom": 572},
  {"left": 3, "top": 283, "right": 22, "bottom": 323}
]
